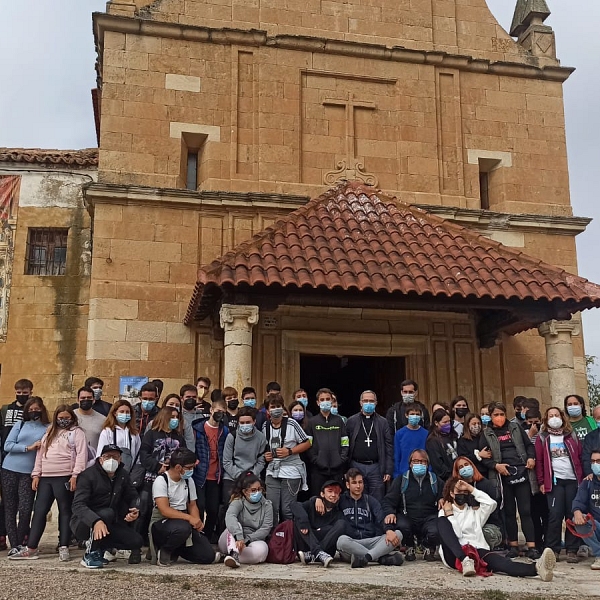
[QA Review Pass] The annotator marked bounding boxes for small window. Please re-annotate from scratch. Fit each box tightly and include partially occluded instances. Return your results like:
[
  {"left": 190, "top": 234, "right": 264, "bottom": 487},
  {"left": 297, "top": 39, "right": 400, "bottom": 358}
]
[
  {"left": 26, "top": 228, "right": 68, "bottom": 276},
  {"left": 479, "top": 171, "right": 490, "bottom": 210},
  {"left": 186, "top": 151, "right": 198, "bottom": 190}
]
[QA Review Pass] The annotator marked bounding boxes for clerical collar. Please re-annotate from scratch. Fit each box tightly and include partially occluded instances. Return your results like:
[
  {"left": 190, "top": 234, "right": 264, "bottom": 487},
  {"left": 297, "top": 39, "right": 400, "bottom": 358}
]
[{"left": 362, "top": 413, "right": 372, "bottom": 419}]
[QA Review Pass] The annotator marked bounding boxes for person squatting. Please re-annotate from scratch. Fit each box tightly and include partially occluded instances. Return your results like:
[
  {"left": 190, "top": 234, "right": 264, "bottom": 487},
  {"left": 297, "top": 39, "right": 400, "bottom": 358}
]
[{"left": 2, "top": 375, "right": 600, "bottom": 581}]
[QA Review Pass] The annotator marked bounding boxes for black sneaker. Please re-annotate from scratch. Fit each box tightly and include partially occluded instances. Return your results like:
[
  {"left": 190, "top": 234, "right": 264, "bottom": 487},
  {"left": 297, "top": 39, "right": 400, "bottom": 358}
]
[
  {"left": 527, "top": 548, "right": 541, "bottom": 560},
  {"left": 379, "top": 552, "right": 404, "bottom": 566},
  {"left": 350, "top": 554, "right": 368, "bottom": 568},
  {"left": 423, "top": 547, "right": 437, "bottom": 562},
  {"left": 507, "top": 548, "right": 520, "bottom": 559},
  {"left": 405, "top": 547, "right": 416, "bottom": 561},
  {"left": 128, "top": 548, "right": 142, "bottom": 564}
]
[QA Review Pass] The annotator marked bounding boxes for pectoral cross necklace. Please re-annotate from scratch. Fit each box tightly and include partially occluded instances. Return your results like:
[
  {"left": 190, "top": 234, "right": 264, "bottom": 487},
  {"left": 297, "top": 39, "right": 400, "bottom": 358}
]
[{"left": 362, "top": 418, "right": 374, "bottom": 447}]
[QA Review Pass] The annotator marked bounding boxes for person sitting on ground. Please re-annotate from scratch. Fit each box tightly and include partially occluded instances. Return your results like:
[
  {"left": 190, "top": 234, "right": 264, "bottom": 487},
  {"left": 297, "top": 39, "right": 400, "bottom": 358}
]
[
  {"left": 393, "top": 402, "right": 428, "bottom": 478},
  {"left": 291, "top": 480, "right": 346, "bottom": 567},
  {"left": 150, "top": 447, "right": 216, "bottom": 566},
  {"left": 71, "top": 444, "right": 143, "bottom": 568},
  {"left": 335, "top": 468, "right": 404, "bottom": 568},
  {"left": 438, "top": 477, "right": 556, "bottom": 580},
  {"left": 381, "top": 448, "right": 440, "bottom": 562},
  {"left": 218, "top": 472, "right": 273, "bottom": 568}
]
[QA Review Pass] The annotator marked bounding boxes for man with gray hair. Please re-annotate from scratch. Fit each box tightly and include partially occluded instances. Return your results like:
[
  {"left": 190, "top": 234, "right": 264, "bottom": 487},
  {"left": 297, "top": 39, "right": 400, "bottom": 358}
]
[{"left": 345, "top": 390, "right": 393, "bottom": 501}]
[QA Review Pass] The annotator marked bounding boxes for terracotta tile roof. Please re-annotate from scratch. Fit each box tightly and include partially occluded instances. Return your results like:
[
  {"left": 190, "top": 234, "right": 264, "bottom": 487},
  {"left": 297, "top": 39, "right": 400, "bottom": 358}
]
[
  {"left": 185, "top": 181, "right": 600, "bottom": 328},
  {"left": 0, "top": 148, "right": 98, "bottom": 168}
]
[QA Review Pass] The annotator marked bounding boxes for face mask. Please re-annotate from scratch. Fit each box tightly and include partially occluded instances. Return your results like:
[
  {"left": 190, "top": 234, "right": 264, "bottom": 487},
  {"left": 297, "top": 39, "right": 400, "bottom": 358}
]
[
  {"left": 407, "top": 415, "right": 421, "bottom": 427},
  {"left": 492, "top": 415, "right": 506, "bottom": 428},
  {"left": 243, "top": 398, "right": 257, "bottom": 408},
  {"left": 548, "top": 416, "right": 563, "bottom": 429},
  {"left": 291, "top": 411, "right": 304, "bottom": 422},
  {"left": 227, "top": 399, "right": 239, "bottom": 410},
  {"left": 181, "top": 469, "right": 194, "bottom": 480},
  {"left": 141, "top": 400, "right": 156, "bottom": 412},
  {"left": 212, "top": 411, "right": 225, "bottom": 422},
  {"left": 116, "top": 413, "right": 131, "bottom": 424},
  {"left": 455, "top": 408, "right": 469, "bottom": 418},
  {"left": 297, "top": 397, "right": 308, "bottom": 408},
  {"left": 29, "top": 411, "right": 42, "bottom": 422},
  {"left": 481, "top": 415, "right": 492, "bottom": 425},
  {"left": 567, "top": 405, "right": 582, "bottom": 418},
  {"left": 402, "top": 393, "right": 415, "bottom": 403},
  {"left": 592, "top": 463, "right": 600, "bottom": 477},
  {"left": 57, "top": 418, "right": 72, "bottom": 429},
  {"left": 331, "top": 407, "right": 339, "bottom": 416},
  {"left": 16, "top": 394, "right": 29, "bottom": 405},
  {"left": 596, "top": 420, "right": 600, "bottom": 427},
  {"left": 411, "top": 464, "right": 427, "bottom": 477},
  {"left": 454, "top": 493, "right": 469, "bottom": 506},
  {"left": 362, "top": 402, "right": 376, "bottom": 415},
  {"left": 79, "top": 399, "right": 93, "bottom": 411},
  {"left": 520, "top": 411, "right": 528, "bottom": 420},
  {"left": 248, "top": 491, "right": 263, "bottom": 503},
  {"left": 183, "top": 398, "right": 197, "bottom": 411},
  {"left": 238, "top": 424, "right": 254, "bottom": 435},
  {"left": 459, "top": 465, "right": 474, "bottom": 479},
  {"left": 269, "top": 408, "right": 284, "bottom": 419},
  {"left": 319, "top": 401, "right": 332, "bottom": 413},
  {"left": 440, "top": 423, "right": 452, "bottom": 435},
  {"left": 197, "top": 387, "right": 208, "bottom": 398},
  {"left": 93, "top": 388, "right": 103, "bottom": 400},
  {"left": 102, "top": 458, "right": 118, "bottom": 473},
  {"left": 469, "top": 424, "right": 481, "bottom": 436},
  {"left": 169, "top": 418, "right": 180, "bottom": 430}
]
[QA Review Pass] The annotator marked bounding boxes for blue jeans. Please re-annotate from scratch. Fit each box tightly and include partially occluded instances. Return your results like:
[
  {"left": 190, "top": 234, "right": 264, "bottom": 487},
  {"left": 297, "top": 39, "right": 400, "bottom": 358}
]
[{"left": 575, "top": 520, "right": 600, "bottom": 557}]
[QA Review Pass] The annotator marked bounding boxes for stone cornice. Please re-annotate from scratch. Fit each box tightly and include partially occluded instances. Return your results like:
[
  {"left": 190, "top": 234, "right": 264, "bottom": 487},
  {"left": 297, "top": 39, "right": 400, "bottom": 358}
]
[
  {"left": 83, "top": 182, "right": 309, "bottom": 213},
  {"left": 93, "top": 12, "right": 574, "bottom": 83},
  {"left": 415, "top": 204, "right": 591, "bottom": 235}
]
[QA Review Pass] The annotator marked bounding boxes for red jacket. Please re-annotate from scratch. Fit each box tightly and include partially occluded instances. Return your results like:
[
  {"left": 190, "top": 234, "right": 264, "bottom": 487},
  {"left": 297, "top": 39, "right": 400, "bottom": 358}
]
[{"left": 534, "top": 431, "right": 582, "bottom": 493}]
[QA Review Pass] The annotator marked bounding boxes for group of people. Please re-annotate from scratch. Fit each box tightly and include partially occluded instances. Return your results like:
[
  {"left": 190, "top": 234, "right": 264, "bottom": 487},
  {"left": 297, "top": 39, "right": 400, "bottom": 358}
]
[{"left": 0, "top": 376, "right": 599, "bottom": 581}]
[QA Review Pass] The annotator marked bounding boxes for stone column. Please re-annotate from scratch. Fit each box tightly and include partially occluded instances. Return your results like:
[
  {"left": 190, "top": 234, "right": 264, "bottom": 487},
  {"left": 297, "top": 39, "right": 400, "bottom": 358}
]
[
  {"left": 538, "top": 318, "right": 581, "bottom": 405},
  {"left": 219, "top": 304, "right": 259, "bottom": 392}
]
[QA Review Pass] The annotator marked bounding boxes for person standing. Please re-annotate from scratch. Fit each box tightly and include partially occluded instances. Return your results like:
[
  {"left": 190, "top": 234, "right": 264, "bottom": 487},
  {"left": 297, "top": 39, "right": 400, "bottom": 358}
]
[
  {"left": 565, "top": 394, "right": 597, "bottom": 441},
  {"left": 346, "top": 390, "right": 392, "bottom": 501},
  {"left": 1, "top": 379, "right": 33, "bottom": 453},
  {"left": 96, "top": 400, "right": 141, "bottom": 471},
  {"left": 181, "top": 384, "right": 205, "bottom": 449},
  {"left": 222, "top": 386, "right": 240, "bottom": 436},
  {"left": 84, "top": 377, "right": 112, "bottom": 417},
  {"left": 393, "top": 403, "right": 428, "bottom": 478},
  {"left": 450, "top": 396, "right": 470, "bottom": 437},
  {"left": 74, "top": 386, "right": 106, "bottom": 452},
  {"left": 133, "top": 382, "right": 160, "bottom": 435},
  {"left": 386, "top": 379, "right": 430, "bottom": 433},
  {"left": 426, "top": 408, "right": 458, "bottom": 486}
]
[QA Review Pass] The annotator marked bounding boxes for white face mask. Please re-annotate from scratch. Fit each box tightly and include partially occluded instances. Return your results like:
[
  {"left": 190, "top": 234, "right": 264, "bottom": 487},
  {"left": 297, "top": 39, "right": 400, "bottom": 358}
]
[
  {"left": 102, "top": 458, "right": 119, "bottom": 473},
  {"left": 547, "top": 416, "right": 563, "bottom": 430}
]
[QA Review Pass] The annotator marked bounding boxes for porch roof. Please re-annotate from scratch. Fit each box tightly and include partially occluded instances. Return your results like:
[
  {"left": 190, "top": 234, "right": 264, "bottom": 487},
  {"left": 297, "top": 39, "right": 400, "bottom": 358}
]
[{"left": 185, "top": 181, "right": 600, "bottom": 345}]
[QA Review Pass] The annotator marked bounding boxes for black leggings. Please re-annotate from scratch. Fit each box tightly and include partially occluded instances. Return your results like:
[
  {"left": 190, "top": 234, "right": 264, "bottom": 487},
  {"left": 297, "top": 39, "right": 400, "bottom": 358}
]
[
  {"left": 502, "top": 479, "right": 535, "bottom": 543},
  {"left": 438, "top": 516, "right": 536, "bottom": 577},
  {"left": 29, "top": 476, "right": 73, "bottom": 548},
  {"left": 1, "top": 468, "right": 35, "bottom": 548},
  {"left": 151, "top": 519, "right": 215, "bottom": 564}
]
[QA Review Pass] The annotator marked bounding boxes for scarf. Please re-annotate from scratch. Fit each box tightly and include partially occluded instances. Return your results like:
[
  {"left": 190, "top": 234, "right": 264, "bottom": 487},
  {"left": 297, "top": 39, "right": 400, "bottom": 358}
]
[{"left": 547, "top": 427, "right": 564, "bottom": 436}]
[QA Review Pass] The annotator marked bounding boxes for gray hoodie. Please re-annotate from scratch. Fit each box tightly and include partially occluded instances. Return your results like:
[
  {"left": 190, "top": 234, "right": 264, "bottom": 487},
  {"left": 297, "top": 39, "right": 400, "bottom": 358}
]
[
  {"left": 225, "top": 496, "right": 273, "bottom": 542},
  {"left": 222, "top": 428, "right": 267, "bottom": 481}
]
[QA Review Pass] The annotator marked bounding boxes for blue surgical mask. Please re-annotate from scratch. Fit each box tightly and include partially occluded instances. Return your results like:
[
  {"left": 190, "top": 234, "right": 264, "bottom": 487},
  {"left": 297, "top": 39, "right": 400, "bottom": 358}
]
[
  {"left": 181, "top": 469, "right": 194, "bottom": 480},
  {"left": 567, "top": 405, "right": 582, "bottom": 418},
  {"left": 481, "top": 415, "right": 492, "bottom": 425},
  {"left": 320, "top": 401, "right": 332, "bottom": 413},
  {"left": 330, "top": 407, "right": 338, "bottom": 415},
  {"left": 243, "top": 398, "right": 257, "bottom": 408},
  {"left": 116, "top": 413, "right": 131, "bottom": 424},
  {"left": 592, "top": 463, "right": 600, "bottom": 477},
  {"left": 459, "top": 465, "right": 474, "bottom": 479},
  {"left": 239, "top": 424, "right": 254, "bottom": 435},
  {"left": 248, "top": 491, "right": 263, "bottom": 503},
  {"left": 520, "top": 411, "right": 528, "bottom": 420},
  {"left": 141, "top": 401, "right": 156, "bottom": 412},
  {"left": 362, "top": 402, "right": 376, "bottom": 415},
  {"left": 169, "top": 418, "right": 179, "bottom": 430},
  {"left": 407, "top": 415, "right": 421, "bottom": 427},
  {"left": 411, "top": 464, "right": 427, "bottom": 477},
  {"left": 298, "top": 397, "right": 308, "bottom": 408}
]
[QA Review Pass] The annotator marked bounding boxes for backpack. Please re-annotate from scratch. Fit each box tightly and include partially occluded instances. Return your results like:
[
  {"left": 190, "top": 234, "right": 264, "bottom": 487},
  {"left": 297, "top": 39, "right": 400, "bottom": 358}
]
[
  {"left": 400, "top": 470, "right": 438, "bottom": 515},
  {"left": 266, "top": 519, "right": 296, "bottom": 564},
  {"left": 264, "top": 418, "right": 288, "bottom": 451}
]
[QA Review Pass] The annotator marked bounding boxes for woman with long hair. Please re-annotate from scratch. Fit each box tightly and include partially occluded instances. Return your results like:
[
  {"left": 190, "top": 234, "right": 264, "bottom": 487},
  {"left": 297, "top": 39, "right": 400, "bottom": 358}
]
[
  {"left": 457, "top": 413, "right": 491, "bottom": 470},
  {"left": 96, "top": 400, "right": 141, "bottom": 471},
  {"left": 535, "top": 406, "right": 583, "bottom": 562},
  {"left": 218, "top": 472, "right": 273, "bottom": 568},
  {"left": 450, "top": 396, "right": 470, "bottom": 437},
  {"left": 9, "top": 405, "right": 87, "bottom": 562},
  {"left": 564, "top": 394, "right": 597, "bottom": 442},
  {"left": 426, "top": 408, "right": 458, "bottom": 485},
  {"left": 2, "top": 397, "right": 50, "bottom": 554},
  {"left": 288, "top": 400, "right": 309, "bottom": 431}
]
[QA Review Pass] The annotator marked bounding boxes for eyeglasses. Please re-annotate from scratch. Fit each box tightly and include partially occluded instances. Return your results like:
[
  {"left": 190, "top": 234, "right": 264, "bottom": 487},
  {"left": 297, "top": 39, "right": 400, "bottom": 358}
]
[{"left": 247, "top": 487, "right": 262, "bottom": 493}]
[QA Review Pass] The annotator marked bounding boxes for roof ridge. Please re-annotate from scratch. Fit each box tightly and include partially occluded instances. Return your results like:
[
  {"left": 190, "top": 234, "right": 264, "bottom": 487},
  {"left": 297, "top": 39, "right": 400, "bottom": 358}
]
[{"left": 0, "top": 147, "right": 98, "bottom": 167}]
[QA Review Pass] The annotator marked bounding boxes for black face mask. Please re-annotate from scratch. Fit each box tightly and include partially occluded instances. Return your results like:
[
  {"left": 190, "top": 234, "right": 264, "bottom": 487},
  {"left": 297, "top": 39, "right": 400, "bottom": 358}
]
[
  {"left": 183, "top": 398, "right": 197, "bottom": 411},
  {"left": 79, "top": 400, "right": 94, "bottom": 412},
  {"left": 16, "top": 394, "right": 28, "bottom": 405},
  {"left": 212, "top": 411, "right": 224, "bottom": 422},
  {"left": 455, "top": 408, "right": 469, "bottom": 418},
  {"left": 454, "top": 493, "right": 470, "bottom": 506},
  {"left": 29, "top": 411, "right": 42, "bottom": 422},
  {"left": 227, "top": 399, "right": 239, "bottom": 410}
]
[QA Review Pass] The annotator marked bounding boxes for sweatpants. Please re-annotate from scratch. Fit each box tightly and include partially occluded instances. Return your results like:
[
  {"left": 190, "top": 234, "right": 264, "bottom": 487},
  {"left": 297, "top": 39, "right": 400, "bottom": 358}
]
[
  {"left": 218, "top": 529, "right": 269, "bottom": 564},
  {"left": 337, "top": 531, "right": 403, "bottom": 561},
  {"left": 438, "top": 516, "right": 537, "bottom": 577},
  {"left": 266, "top": 475, "right": 302, "bottom": 524},
  {"left": 196, "top": 479, "right": 222, "bottom": 542},
  {"left": 294, "top": 518, "right": 346, "bottom": 557},
  {"left": 72, "top": 508, "right": 143, "bottom": 552},
  {"left": 396, "top": 514, "right": 439, "bottom": 549},
  {"left": 502, "top": 478, "right": 535, "bottom": 543},
  {"left": 545, "top": 478, "right": 578, "bottom": 553},
  {"left": 1, "top": 468, "right": 35, "bottom": 548},
  {"left": 28, "top": 475, "right": 73, "bottom": 548},
  {"left": 151, "top": 518, "right": 215, "bottom": 564}
]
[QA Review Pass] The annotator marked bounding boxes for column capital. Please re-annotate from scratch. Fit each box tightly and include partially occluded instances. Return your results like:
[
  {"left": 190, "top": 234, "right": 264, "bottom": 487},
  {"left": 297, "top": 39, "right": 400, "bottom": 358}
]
[
  {"left": 219, "top": 304, "right": 259, "bottom": 330},
  {"left": 538, "top": 318, "right": 581, "bottom": 339}
]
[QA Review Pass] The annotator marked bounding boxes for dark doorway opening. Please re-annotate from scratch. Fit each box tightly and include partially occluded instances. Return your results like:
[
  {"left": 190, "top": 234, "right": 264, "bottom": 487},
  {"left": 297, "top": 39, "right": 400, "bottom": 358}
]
[{"left": 299, "top": 354, "right": 406, "bottom": 417}]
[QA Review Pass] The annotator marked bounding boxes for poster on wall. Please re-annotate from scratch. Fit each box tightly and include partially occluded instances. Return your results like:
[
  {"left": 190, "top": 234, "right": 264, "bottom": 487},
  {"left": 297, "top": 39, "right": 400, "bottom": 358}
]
[{"left": 119, "top": 376, "right": 148, "bottom": 404}]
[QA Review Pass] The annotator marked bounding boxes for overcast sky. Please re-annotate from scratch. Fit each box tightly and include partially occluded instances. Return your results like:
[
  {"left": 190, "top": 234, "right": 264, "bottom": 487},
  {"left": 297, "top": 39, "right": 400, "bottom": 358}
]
[{"left": 1, "top": 1, "right": 599, "bottom": 363}]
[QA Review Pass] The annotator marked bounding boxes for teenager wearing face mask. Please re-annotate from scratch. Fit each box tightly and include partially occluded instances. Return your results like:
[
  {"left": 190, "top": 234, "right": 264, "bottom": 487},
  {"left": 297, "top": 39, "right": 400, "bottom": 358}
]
[
  {"left": 457, "top": 414, "right": 491, "bottom": 469},
  {"left": 218, "top": 472, "right": 273, "bottom": 567},
  {"left": 480, "top": 401, "right": 538, "bottom": 559},
  {"left": 426, "top": 409, "right": 458, "bottom": 486},
  {"left": 133, "top": 382, "right": 160, "bottom": 435},
  {"left": 192, "top": 399, "right": 229, "bottom": 543},
  {"left": 9, "top": 405, "right": 87, "bottom": 561},
  {"left": 292, "top": 388, "right": 313, "bottom": 420},
  {"left": 534, "top": 406, "right": 583, "bottom": 562},
  {"left": 386, "top": 379, "right": 431, "bottom": 433},
  {"left": 96, "top": 400, "right": 141, "bottom": 471},
  {"left": 2, "top": 397, "right": 49, "bottom": 554},
  {"left": 222, "top": 386, "right": 241, "bottom": 436},
  {"left": 71, "top": 444, "right": 143, "bottom": 568},
  {"left": 1, "top": 379, "right": 34, "bottom": 457},
  {"left": 438, "top": 477, "right": 556, "bottom": 580},
  {"left": 480, "top": 405, "right": 492, "bottom": 428},
  {"left": 330, "top": 395, "right": 347, "bottom": 424},
  {"left": 83, "top": 377, "right": 112, "bottom": 417},
  {"left": 289, "top": 400, "right": 308, "bottom": 431},
  {"left": 393, "top": 403, "right": 428, "bottom": 478},
  {"left": 74, "top": 386, "right": 106, "bottom": 452},
  {"left": 564, "top": 394, "right": 597, "bottom": 442},
  {"left": 241, "top": 387, "right": 266, "bottom": 431},
  {"left": 450, "top": 396, "right": 469, "bottom": 437}
]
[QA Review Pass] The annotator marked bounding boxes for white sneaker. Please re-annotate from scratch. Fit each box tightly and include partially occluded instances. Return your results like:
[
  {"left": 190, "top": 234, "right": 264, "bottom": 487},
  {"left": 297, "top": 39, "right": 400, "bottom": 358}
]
[
  {"left": 58, "top": 546, "right": 70, "bottom": 562},
  {"left": 536, "top": 547, "right": 556, "bottom": 582},
  {"left": 103, "top": 550, "right": 117, "bottom": 562},
  {"left": 591, "top": 557, "right": 600, "bottom": 570},
  {"left": 115, "top": 549, "right": 131, "bottom": 560},
  {"left": 461, "top": 556, "right": 476, "bottom": 577}
]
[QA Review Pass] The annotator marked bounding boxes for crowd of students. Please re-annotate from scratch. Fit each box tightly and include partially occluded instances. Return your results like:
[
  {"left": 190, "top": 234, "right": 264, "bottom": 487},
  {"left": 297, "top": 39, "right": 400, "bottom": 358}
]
[{"left": 0, "top": 375, "right": 600, "bottom": 581}]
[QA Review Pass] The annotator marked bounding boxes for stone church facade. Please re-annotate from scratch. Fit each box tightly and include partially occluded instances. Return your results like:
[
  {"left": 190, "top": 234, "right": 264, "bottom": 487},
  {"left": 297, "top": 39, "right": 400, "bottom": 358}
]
[{"left": 0, "top": 0, "right": 597, "bottom": 412}]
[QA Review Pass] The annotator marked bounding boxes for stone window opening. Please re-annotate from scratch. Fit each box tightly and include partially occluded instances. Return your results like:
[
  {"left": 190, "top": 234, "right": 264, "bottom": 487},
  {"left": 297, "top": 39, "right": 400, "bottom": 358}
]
[
  {"left": 180, "top": 132, "right": 208, "bottom": 191},
  {"left": 478, "top": 157, "right": 501, "bottom": 210},
  {"left": 25, "top": 228, "right": 68, "bottom": 276}
]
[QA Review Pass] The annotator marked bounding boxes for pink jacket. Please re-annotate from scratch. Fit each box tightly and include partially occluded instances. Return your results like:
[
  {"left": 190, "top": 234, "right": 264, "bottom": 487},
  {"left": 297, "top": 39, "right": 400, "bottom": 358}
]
[
  {"left": 32, "top": 427, "right": 87, "bottom": 478},
  {"left": 534, "top": 431, "right": 583, "bottom": 493}
]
